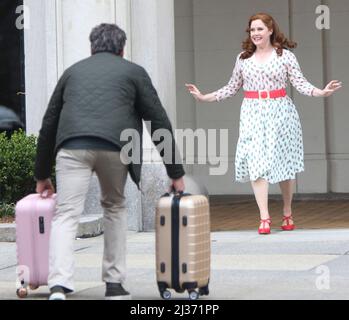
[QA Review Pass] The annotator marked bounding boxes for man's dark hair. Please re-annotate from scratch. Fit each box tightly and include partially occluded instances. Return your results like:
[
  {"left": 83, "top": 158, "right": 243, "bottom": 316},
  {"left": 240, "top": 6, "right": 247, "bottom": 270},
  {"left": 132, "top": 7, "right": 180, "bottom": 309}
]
[{"left": 89, "top": 23, "right": 127, "bottom": 55}]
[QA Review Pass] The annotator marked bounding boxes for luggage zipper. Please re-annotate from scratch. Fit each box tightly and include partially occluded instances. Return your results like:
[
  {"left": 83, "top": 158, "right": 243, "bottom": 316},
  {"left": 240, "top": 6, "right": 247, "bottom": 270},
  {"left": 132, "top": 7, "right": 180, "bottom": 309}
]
[
  {"left": 171, "top": 194, "right": 181, "bottom": 291},
  {"left": 32, "top": 202, "right": 41, "bottom": 286}
]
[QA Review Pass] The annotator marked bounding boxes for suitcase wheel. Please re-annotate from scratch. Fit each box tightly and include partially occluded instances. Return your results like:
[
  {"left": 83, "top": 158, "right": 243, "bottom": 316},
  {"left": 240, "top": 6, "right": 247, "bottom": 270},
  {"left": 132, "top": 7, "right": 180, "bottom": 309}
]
[
  {"left": 29, "top": 285, "right": 39, "bottom": 290},
  {"left": 199, "top": 285, "right": 209, "bottom": 296},
  {"left": 16, "top": 287, "right": 28, "bottom": 299},
  {"left": 188, "top": 290, "right": 199, "bottom": 300},
  {"left": 161, "top": 290, "right": 172, "bottom": 300}
]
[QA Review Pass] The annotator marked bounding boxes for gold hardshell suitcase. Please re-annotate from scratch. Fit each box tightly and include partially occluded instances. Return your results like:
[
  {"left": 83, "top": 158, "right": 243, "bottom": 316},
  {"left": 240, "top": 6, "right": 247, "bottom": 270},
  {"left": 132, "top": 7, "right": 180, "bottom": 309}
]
[{"left": 156, "top": 192, "right": 210, "bottom": 300}]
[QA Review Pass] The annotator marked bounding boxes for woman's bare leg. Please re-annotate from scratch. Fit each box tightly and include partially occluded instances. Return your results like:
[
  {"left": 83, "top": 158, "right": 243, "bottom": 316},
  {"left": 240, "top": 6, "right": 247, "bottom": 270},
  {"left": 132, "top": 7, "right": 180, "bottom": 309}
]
[
  {"left": 251, "top": 178, "right": 270, "bottom": 228},
  {"left": 279, "top": 179, "right": 296, "bottom": 226}
]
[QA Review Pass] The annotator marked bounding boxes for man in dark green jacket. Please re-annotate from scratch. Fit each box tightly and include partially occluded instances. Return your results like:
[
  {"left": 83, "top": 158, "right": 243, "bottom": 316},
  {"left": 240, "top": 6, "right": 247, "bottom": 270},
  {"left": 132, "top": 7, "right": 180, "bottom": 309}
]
[{"left": 35, "top": 23, "right": 185, "bottom": 300}]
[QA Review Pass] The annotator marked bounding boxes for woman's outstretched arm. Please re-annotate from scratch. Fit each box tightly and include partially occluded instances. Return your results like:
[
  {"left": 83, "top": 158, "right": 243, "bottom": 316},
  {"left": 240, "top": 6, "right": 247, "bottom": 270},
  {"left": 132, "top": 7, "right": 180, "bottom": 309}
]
[
  {"left": 311, "top": 80, "right": 342, "bottom": 97},
  {"left": 287, "top": 50, "right": 342, "bottom": 97},
  {"left": 186, "top": 53, "right": 243, "bottom": 103},
  {"left": 185, "top": 84, "right": 217, "bottom": 102}
]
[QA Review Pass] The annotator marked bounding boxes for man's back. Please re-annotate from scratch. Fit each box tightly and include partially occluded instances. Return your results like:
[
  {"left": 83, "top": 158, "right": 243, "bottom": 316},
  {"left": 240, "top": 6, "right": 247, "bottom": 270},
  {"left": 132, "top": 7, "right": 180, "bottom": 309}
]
[
  {"left": 35, "top": 49, "right": 184, "bottom": 185},
  {"left": 56, "top": 52, "right": 144, "bottom": 149}
]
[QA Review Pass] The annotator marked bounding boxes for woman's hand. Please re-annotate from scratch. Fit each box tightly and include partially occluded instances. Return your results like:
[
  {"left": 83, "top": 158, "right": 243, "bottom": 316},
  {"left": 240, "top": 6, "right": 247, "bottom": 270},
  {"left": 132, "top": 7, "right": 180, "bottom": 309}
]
[
  {"left": 185, "top": 84, "right": 204, "bottom": 101},
  {"left": 321, "top": 80, "right": 342, "bottom": 97},
  {"left": 185, "top": 84, "right": 217, "bottom": 102}
]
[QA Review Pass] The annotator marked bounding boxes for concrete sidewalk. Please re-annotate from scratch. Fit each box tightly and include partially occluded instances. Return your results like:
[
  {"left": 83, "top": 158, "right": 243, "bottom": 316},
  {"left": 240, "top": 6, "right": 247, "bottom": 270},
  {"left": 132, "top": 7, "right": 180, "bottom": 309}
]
[{"left": 1, "top": 228, "right": 349, "bottom": 300}]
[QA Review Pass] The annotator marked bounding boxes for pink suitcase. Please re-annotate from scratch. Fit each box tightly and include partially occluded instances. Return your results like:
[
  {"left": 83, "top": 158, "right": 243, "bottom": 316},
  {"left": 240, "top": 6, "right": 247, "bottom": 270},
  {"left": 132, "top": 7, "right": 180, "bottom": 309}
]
[{"left": 15, "top": 193, "right": 56, "bottom": 298}]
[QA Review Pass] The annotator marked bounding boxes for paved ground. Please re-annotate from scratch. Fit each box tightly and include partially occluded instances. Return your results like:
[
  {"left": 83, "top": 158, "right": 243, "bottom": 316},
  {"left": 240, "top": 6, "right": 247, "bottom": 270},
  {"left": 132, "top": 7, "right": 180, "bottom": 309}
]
[
  {"left": 210, "top": 197, "right": 349, "bottom": 231},
  {"left": 1, "top": 228, "right": 349, "bottom": 300}
]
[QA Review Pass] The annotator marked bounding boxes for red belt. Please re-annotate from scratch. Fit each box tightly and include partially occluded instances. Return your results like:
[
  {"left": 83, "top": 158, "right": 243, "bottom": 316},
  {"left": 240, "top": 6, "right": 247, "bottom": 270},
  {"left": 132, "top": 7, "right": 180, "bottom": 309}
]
[{"left": 244, "top": 88, "right": 287, "bottom": 99}]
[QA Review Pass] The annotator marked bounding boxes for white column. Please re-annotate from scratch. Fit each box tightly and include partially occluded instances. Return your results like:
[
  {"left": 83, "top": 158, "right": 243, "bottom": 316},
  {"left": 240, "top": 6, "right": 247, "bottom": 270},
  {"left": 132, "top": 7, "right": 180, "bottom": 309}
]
[
  {"left": 131, "top": 0, "right": 177, "bottom": 164},
  {"left": 56, "top": 0, "right": 116, "bottom": 73},
  {"left": 115, "top": 0, "right": 142, "bottom": 231},
  {"left": 24, "top": 0, "right": 175, "bottom": 230},
  {"left": 24, "top": 0, "right": 119, "bottom": 134},
  {"left": 24, "top": 0, "right": 58, "bottom": 135},
  {"left": 24, "top": 0, "right": 142, "bottom": 229},
  {"left": 131, "top": 0, "right": 177, "bottom": 124},
  {"left": 115, "top": 0, "right": 132, "bottom": 60},
  {"left": 130, "top": 0, "right": 177, "bottom": 230}
]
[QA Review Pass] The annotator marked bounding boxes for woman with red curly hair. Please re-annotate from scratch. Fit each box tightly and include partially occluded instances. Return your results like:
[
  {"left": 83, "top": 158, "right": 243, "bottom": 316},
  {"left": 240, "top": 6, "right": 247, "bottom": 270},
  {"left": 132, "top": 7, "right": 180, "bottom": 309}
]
[{"left": 186, "top": 13, "right": 341, "bottom": 235}]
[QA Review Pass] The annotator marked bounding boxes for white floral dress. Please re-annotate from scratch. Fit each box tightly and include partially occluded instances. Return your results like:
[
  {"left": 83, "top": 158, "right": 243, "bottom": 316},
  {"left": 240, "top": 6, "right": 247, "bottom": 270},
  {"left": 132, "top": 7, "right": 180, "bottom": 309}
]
[{"left": 214, "top": 48, "right": 316, "bottom": 184}]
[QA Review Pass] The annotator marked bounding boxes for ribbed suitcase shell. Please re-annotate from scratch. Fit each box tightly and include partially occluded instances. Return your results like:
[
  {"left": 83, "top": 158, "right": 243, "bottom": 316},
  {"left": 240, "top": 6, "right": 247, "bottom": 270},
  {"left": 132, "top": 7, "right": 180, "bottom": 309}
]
[
  {"left": 156, "top": 194, "right": 210, "bottom": 299},
  {"left": 15, "top": 194, "right": 56, "bottom": 289}
]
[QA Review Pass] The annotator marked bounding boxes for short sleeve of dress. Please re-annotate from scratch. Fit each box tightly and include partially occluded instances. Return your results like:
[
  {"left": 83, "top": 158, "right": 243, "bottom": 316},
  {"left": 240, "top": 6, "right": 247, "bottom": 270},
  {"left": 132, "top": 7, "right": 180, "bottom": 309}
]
[
  {"left": 214, "top": 53, "right": 243, "bottom": 102},
  {"left": 286, "top": 50, "right": 316, "bottom": 96}
]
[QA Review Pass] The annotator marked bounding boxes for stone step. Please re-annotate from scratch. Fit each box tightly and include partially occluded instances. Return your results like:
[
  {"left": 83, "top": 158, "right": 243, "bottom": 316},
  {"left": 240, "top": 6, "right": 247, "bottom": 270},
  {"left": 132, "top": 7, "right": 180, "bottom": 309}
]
[{"left": 0, "top": 215, "right": 103, "bottom": 242}]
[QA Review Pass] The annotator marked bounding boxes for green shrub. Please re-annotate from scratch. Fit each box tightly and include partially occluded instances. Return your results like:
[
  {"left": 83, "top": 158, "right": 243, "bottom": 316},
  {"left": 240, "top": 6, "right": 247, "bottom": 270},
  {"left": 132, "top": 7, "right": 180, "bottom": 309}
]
[
  {"left": 0, "top": 203, "right": 15, "bottom": 220},
  {"left": 0, "top": 130, "right": 56, "bottom": 207},
  {"left": 0, "top": 130, "right": 57, "bottom": 219},
  {"left": 0, "top": 130, "right": 38, "bottom": 205}
]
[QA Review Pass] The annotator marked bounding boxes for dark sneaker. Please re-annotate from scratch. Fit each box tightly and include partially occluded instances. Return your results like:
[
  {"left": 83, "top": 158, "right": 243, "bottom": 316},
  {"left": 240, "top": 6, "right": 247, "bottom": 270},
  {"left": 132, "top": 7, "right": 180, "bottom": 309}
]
[
  {"left": 48, "top": 286, "right": 71, "bottom": 300},
  {"left": 105, "top": 283, "right": 131, "bottom": 300}
]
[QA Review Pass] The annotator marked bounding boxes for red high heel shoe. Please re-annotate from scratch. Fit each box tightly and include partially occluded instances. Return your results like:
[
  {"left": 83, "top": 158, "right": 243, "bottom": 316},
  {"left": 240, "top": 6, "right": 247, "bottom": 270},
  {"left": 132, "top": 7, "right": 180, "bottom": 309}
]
[
  {"left": 258, "top": 218, "right": 272, "bottom": 235},
  {"left": 281, "top": 215, "right": 295, "bottom": 231}
]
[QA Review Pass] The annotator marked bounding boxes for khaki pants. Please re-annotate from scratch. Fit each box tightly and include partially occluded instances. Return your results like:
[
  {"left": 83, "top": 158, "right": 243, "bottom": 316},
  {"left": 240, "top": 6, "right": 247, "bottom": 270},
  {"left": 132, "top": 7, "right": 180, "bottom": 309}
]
[{"left": 48, "top": 149, "right": 128, "bottom": 292}]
